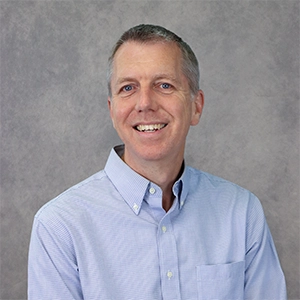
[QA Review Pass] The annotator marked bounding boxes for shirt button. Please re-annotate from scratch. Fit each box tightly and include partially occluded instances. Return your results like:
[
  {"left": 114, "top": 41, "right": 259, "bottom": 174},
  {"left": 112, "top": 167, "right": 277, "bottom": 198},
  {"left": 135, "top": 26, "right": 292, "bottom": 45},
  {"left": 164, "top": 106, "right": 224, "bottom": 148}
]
[
  {"left": 149, "top": 187, "right": 156, "bottom": 194},
  {"left": 162, "top": 226, "right": 167, "bottom": 233},
  {"left": 133, "top": 203, "right": 139, "bottom": 212},
  {"left": 167, "top": 271, "right": 173, "bottom": 279}
]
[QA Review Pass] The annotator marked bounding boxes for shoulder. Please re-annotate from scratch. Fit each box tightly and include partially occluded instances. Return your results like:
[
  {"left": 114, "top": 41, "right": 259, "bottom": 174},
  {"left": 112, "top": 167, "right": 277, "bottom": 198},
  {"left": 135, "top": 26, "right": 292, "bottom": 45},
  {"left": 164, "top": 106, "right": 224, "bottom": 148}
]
[
  {"left": 187, "top": 167, "right": 248, "bottom": 192},
  {"left": 185, "top": 167, "right": 261, "bottom": 209},
  {"left": 34, "top": 169, "right": 109, "bottom": 225}
]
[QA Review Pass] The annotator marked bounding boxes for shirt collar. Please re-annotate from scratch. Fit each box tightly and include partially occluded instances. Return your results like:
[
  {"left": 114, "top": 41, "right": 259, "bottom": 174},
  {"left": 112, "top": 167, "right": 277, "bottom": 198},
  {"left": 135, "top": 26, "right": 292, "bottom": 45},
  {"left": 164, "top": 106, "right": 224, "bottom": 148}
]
[{"left": 104, "top": 145, "right": 190, "bottom": 214}]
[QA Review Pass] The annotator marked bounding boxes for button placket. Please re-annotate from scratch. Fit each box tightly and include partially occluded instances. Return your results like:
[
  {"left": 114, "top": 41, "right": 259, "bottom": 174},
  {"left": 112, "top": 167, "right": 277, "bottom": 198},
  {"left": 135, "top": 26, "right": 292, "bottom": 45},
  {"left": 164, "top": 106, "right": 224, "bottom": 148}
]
[{"left": 157, "top": 215, "right": 181, "bottom": 299}]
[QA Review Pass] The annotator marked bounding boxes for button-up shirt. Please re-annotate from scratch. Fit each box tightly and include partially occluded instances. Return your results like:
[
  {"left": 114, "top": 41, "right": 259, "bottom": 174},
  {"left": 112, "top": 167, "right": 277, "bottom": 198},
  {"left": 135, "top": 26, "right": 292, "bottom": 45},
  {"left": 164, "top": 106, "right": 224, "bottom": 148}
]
[{"left": 28, "top": 145, "right": 286, "bottom": 300}]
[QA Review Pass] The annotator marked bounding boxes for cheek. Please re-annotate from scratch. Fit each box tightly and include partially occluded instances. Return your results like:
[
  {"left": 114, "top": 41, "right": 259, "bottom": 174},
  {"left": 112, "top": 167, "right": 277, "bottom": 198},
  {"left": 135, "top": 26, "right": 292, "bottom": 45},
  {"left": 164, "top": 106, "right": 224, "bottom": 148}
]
[
  {"left": 178, "top": 102, "right": 193, "bottom": 122},
  {"left": 110, "top": 103, "right": 133, "bottom": 126}
]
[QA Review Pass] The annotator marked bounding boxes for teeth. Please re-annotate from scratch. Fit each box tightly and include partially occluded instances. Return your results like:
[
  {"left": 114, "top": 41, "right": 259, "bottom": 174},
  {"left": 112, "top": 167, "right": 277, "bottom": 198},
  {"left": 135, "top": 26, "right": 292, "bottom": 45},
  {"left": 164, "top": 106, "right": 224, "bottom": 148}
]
[{"left": 136, "top": 124, "right": 166, "bottom": 132}]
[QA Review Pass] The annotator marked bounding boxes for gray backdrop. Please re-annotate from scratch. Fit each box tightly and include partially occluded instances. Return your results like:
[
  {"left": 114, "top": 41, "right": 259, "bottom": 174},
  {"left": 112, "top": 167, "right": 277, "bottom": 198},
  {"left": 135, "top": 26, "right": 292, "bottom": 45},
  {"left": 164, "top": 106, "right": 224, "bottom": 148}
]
[{"left": 1, "top": 1, "right": 299, "bottom": 299}]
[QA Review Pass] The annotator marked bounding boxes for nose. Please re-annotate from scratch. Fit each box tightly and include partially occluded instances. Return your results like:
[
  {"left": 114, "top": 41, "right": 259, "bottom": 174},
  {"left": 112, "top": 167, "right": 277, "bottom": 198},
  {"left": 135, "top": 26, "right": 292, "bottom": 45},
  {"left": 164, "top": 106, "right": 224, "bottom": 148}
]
[{"left": 135, "top": 87, "right": 157, "bottom": 112}]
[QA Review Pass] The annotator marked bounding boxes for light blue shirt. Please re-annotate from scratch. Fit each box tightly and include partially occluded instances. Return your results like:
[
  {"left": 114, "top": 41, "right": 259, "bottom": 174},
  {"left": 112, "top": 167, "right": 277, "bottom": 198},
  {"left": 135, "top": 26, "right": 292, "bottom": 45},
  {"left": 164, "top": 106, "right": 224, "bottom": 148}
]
[{"left": 28, "top": 145, "right": 286, "bottom": 300}]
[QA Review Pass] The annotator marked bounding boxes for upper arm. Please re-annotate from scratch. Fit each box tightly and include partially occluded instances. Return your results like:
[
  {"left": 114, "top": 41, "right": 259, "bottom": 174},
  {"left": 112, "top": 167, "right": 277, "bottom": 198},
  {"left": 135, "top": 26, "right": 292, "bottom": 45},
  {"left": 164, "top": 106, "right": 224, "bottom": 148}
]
[
  {"left": 28, "top": 217, "right": 82, "bottom": 300},
  {"left": 244, "top": 195, "right": 286, "bottom": 299}
]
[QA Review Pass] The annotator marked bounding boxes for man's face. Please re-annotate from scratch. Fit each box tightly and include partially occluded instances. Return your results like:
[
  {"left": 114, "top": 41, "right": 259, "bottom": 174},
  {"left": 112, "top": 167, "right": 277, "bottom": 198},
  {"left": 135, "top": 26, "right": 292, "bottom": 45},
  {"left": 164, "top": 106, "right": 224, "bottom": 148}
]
[{"left": 108, "top": 41, "right": 204, "bottom": 167}]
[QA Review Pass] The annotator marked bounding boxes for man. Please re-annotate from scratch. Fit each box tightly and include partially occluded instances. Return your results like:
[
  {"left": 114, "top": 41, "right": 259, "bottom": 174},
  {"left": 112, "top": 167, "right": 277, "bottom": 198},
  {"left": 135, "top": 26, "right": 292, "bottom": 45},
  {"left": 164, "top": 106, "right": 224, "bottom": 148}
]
[{"left": 28, "top": 24, "right": 286, "bottom": 299}]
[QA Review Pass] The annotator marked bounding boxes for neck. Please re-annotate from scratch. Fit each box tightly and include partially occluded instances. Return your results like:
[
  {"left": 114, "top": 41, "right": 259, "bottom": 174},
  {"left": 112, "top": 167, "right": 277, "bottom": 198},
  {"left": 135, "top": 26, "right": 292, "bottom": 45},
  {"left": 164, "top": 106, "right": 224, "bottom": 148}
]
[{"left": 123, "top": 152, "right": 184, "bottom": 212}]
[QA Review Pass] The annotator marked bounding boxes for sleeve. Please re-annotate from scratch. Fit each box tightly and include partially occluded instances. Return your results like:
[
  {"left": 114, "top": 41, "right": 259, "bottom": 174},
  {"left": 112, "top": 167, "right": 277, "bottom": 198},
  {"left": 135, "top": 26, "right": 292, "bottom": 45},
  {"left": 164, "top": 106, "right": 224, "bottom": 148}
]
[
  {"left": 244, "top": 194, "right": 287, "bottom": 300},
  {"left": 28, "top": 216, "right": 83, "bottom": 300}
]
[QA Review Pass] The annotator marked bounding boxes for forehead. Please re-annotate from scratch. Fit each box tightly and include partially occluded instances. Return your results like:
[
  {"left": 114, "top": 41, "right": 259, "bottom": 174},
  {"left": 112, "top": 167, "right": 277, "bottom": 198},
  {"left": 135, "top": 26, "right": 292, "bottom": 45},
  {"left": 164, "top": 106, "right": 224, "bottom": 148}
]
[{"left": 112, "top": 41, "right": 183, "bottom": 77}]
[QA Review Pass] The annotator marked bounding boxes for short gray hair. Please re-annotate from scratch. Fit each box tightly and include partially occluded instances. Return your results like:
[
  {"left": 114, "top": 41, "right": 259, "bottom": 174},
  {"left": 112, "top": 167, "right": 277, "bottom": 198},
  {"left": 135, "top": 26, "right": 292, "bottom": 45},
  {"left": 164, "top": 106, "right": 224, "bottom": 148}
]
[{"left": 107, "top": 24, "right": 200, "bottom": 97}]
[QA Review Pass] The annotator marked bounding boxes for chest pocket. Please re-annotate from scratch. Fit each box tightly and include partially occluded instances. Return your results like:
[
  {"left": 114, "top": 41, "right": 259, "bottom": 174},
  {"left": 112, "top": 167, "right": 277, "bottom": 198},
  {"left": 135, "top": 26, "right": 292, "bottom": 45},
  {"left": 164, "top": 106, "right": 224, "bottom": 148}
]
[{"left": 197, "top": 261, "right": 245, "bottom": 300}]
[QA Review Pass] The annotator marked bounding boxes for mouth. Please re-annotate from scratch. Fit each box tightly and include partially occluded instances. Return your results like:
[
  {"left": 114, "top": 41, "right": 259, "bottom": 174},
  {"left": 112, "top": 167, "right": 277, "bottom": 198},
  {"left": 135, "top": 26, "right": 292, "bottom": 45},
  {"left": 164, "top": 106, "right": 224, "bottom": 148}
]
[{"left": 134, "top": 123, "right": 167, "bottom": 132}]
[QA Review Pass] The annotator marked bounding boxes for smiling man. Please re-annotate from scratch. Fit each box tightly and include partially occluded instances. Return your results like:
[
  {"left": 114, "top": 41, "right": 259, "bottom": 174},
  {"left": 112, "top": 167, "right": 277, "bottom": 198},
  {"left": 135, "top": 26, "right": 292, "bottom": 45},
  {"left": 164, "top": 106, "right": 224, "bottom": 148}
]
[
  {"left": 28, "top": 24, "right": 286, "bottom": 300},
  {"left": 108, "top": 40, "right": 203, "bottom": 211}
]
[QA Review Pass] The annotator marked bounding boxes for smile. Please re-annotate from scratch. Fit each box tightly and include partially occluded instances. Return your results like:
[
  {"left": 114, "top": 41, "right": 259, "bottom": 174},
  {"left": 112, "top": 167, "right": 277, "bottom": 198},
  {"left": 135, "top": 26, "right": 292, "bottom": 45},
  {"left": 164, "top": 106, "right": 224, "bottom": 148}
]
[{"left": 135, "top": 124, "right": 167, "bottom": 132}]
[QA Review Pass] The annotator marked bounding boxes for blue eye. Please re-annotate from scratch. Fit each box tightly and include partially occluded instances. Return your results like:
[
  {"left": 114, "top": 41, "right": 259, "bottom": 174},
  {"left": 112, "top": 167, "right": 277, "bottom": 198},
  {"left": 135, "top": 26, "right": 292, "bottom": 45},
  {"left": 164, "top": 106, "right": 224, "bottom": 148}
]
[
  {"left": 161, "top": 83, "right": 171, "bottom": 89},
  {"left": 123, "top": 85, "right": 133, "bottom": 92}
]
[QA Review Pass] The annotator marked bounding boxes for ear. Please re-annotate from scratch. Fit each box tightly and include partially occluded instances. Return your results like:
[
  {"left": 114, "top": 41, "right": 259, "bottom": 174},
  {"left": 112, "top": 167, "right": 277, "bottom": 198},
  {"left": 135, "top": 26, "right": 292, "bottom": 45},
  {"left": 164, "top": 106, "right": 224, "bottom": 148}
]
[
  {"left": 108, "top": 97, "right": 115, "bottom": 128},
  {"left": 190, "top": 89, "right": 204, "bottom": 126}
]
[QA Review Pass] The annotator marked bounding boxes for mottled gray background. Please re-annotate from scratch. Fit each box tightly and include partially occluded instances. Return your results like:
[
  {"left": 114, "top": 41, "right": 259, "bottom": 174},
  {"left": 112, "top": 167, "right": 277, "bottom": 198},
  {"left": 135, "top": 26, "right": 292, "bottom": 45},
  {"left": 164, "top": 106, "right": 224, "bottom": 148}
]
[{"left": 1, "top": 1, "right": 299, "bottom": 299}]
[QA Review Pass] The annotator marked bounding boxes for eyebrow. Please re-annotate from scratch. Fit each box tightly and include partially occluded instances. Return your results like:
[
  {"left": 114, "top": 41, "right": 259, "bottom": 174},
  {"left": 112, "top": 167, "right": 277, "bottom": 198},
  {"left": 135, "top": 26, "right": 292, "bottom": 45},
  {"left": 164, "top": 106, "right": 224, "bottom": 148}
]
[
  {"left": 153, "top": 74, "right": 179, "bottom": 83},
  {"left": 115, "top": 74, "right": 180, "bottom": 86},
  {"left": 115, "top": 77, "right": 137, "bottom": 86}
]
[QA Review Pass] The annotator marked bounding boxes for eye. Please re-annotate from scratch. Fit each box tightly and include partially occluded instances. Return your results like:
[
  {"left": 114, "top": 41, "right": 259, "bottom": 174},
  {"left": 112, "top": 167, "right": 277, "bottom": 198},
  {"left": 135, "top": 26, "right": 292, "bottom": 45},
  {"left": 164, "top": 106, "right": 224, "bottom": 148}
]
[
  {"left": 160, "top": 83, "right": 171, "bottom": 89},
  {"left": 156, "top": 82, "right": 174, "bottom": 94},
  {"left": 122, "top": 85, "right": 133, "bottom": 92}
]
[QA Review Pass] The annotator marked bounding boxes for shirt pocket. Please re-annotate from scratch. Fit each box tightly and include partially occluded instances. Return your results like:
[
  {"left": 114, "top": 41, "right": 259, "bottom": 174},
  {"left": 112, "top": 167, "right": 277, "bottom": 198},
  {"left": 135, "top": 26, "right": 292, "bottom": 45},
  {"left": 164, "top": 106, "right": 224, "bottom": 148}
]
[{"left": 196, "top": 261, "right": 245, "bottom": 300}]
